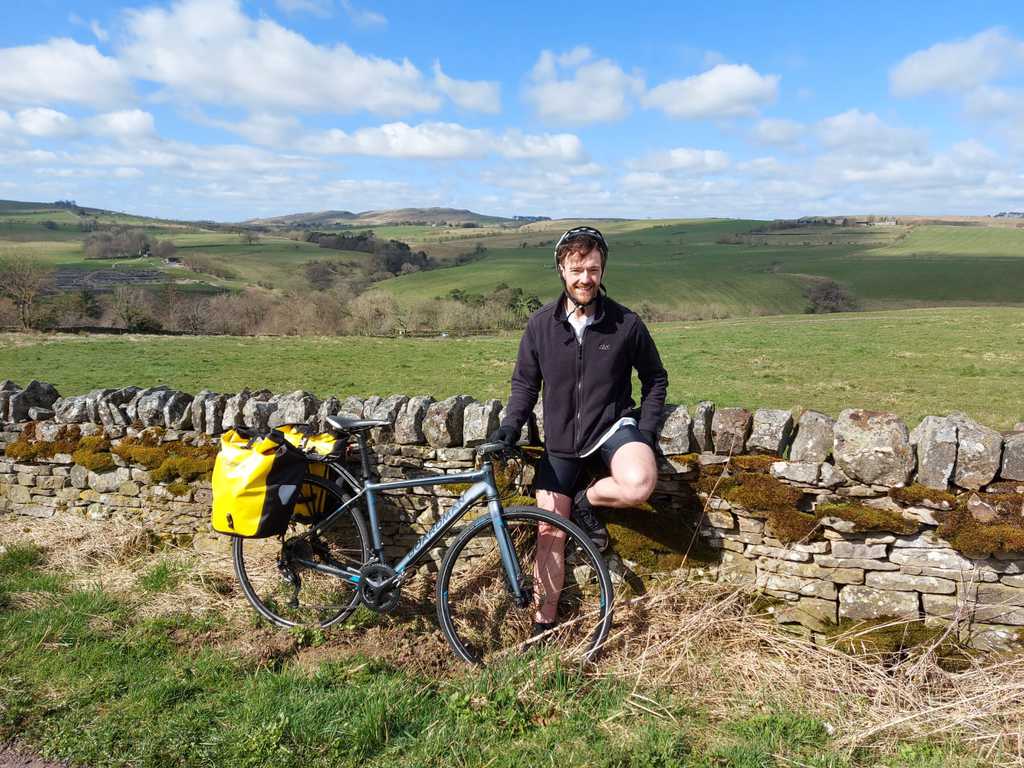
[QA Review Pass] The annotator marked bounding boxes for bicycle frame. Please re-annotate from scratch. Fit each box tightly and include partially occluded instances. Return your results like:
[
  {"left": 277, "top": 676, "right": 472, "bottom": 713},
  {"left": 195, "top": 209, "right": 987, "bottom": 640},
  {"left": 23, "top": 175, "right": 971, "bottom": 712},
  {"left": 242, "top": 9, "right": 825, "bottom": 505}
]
[{"left": 288, "top": 449, "right": 526, "bottom": 604}]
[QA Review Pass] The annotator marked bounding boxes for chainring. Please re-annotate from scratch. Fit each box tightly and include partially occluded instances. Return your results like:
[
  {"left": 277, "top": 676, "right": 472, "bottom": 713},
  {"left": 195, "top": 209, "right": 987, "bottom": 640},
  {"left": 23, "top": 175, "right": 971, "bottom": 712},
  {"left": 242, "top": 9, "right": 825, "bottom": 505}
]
[{"left": 359, "top": 563, "right": 401, "bottom": 612}]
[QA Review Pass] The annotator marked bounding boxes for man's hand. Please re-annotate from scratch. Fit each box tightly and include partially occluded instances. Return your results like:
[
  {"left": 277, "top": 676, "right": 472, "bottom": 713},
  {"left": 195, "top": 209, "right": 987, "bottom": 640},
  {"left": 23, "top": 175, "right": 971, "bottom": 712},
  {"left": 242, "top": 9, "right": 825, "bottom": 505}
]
[{"left": 489, "top": 425, "right": 519, "bottom": 448}]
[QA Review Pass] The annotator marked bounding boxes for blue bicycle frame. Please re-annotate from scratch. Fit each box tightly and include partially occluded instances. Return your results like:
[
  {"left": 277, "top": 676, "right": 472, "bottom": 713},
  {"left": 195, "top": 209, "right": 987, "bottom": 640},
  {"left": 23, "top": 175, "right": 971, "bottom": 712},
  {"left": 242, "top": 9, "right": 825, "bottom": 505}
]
[{"left": 290, "top": 452, "right": 526, "bottom": 603}]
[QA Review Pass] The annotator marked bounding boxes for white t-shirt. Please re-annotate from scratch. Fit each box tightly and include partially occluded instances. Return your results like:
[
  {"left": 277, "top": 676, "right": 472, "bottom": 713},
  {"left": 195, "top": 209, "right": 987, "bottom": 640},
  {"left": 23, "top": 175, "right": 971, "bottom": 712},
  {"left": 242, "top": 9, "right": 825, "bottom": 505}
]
[{"left": 566, "top": 307, "right": 594, "bottom": 342}]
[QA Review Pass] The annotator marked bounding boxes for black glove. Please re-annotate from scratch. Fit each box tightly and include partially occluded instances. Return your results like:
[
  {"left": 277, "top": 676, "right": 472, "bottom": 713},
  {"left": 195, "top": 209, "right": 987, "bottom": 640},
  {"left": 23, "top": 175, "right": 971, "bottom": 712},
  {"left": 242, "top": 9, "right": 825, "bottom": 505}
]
[
  {"left": 641, "top": 429, "right": 657, "bottom": 448},
  {"left": 489, "top": 425, "right": 519, "bottom": 448}
]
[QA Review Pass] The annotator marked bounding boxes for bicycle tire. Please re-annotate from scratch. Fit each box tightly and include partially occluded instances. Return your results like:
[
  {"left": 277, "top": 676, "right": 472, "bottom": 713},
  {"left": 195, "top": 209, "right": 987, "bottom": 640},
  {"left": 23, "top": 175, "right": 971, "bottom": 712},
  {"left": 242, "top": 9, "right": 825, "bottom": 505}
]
[
  {"left": 233, "top": 474, "right": 369, "bottom": 628},
  {"left": 436, "top": 505, "right": 614, "bottom": 665}
]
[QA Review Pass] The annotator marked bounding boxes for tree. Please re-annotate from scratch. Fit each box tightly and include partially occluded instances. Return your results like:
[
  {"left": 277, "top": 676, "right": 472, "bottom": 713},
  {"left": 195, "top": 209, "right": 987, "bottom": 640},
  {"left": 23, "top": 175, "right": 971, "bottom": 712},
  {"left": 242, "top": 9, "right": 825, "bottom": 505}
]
[
  {"left": 152, "top": 240, "right": 177, "bottom": 260},
  {"left": 0, "top": 255, "right": 52, "bottom": 329},
  {"left": 240, "top": 231, "right": 260, "bottom": 246},
  {"left": 111, "top": 286, "right": 161, "bottom": 332}
]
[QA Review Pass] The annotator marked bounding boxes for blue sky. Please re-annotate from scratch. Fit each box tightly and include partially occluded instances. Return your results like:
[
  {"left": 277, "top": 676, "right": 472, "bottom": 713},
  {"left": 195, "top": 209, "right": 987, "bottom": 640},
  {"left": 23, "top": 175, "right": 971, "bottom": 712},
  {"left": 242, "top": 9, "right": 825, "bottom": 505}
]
[{"left": 1, "top": 0, "right": 1022, "bottom": 221}]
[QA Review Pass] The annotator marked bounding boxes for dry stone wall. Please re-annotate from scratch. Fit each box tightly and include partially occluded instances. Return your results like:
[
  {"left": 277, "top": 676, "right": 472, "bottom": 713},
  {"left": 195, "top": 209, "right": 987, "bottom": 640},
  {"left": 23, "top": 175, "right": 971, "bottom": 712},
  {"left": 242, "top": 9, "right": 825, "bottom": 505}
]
[{"left": 3, "top": 378, "right": 1024, "bottom": 649}]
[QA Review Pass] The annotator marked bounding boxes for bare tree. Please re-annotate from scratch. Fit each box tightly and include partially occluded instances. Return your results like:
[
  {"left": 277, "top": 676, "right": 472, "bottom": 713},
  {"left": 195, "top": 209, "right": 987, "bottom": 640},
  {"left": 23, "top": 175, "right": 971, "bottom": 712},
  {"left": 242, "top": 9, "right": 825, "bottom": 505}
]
[
  {"left": 239, "top": 231, "right": 260, "bottom": 246},
  {"left": 111, "top": 286, "right": 160, "bottom": 331},
  {"left": 0, "top": 254, "right": 52, "bottom": 329}
]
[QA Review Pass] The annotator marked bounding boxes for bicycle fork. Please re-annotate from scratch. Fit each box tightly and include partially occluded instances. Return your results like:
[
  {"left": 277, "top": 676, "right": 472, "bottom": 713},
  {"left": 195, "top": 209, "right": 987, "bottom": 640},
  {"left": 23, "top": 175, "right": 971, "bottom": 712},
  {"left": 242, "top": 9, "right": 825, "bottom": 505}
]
[{"left": 488, "top": 497, "right": 529, "bottom": 608}]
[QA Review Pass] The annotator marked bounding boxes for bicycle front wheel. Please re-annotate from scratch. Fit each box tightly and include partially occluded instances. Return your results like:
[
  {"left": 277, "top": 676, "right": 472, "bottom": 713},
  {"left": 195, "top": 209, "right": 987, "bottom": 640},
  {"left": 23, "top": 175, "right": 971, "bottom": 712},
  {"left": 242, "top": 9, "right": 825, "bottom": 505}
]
[
  {"left": 436, "top": 505, "right": 614, "bottom": 665},
  {"left": 233, "top": 475, "right": 368, "bottom": 628}
]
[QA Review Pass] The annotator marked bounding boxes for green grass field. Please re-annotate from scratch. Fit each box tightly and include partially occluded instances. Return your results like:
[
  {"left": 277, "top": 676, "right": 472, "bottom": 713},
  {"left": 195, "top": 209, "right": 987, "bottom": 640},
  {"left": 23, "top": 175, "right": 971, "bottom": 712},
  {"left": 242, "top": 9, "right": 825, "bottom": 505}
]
[
  {"left": 3, "top": 307, "right": 1021, "bottom": 428},
  {"left": 381, "top": 220, "right": 1024, "bottom": 316},
  {"left": 0, "top": 533, "right": 997, "bottom": 768}
]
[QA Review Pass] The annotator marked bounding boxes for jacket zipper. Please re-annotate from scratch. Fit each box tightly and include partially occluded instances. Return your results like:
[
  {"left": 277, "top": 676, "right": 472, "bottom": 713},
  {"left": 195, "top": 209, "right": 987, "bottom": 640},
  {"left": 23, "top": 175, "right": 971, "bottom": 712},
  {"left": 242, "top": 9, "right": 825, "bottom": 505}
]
[{"left": 575, "top": 327, "right": 584, "bottom": 453}]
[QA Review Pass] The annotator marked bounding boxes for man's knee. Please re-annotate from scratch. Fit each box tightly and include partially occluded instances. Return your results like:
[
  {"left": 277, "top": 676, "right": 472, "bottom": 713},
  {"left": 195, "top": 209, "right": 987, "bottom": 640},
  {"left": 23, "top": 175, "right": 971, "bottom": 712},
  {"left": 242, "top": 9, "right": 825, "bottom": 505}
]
[{"left": 617, "top": 467, "right": 656, "bottom": 505}]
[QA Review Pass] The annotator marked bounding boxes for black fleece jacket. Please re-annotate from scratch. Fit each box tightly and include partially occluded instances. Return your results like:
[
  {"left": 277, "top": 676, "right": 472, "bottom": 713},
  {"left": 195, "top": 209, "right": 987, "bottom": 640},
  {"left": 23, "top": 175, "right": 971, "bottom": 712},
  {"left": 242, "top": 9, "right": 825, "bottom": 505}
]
[{"left": 501, "top": 293, "right": 668, "bottom": 458}]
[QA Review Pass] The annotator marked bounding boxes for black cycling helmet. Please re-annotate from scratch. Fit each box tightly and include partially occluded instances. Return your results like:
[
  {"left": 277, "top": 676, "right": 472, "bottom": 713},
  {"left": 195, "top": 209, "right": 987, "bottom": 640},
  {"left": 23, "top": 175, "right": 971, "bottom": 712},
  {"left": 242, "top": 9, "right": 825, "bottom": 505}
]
[{"left": 553, "top": 226, "right": 608, "bottom": 269}]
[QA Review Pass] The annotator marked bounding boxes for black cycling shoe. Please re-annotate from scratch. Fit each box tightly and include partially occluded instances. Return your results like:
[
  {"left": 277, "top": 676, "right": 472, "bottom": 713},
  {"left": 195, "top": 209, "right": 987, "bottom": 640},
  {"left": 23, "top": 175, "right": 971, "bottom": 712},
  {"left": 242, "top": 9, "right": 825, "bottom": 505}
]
[
  {"left": 530, "top": 621, "right": 557, "bottom": 642},
  {"left": 570, "top": 488, "right": 610, "bottom": 553}
]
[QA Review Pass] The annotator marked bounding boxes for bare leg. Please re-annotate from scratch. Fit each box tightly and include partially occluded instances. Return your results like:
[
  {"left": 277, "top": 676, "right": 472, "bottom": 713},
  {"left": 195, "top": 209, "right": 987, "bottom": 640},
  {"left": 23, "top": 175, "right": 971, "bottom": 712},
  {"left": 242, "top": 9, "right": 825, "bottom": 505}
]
[
  {"left": 534, "top": 489, "right": 570, "bottom": 624},
  {"left": 586, "top": 442, "right": 658, "bottom": 508}
]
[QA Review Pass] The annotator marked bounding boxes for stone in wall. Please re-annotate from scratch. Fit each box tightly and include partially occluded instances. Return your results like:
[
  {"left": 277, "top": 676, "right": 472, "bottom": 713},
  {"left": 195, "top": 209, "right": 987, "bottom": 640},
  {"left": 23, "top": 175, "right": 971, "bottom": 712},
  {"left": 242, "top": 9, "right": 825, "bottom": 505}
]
[
  {"left": 770, "top": 461, "right": 819, "bottom": 484},
  {"left": 367, "top": 394, "right": 408, "bottom": 426},
  {"left": 839, "top": 585, "right": 919, "bottom": 620},
  {"left": 241, "top": 390, "right": 275, "bottom": 431},
  {"left": 221, "top": 389, "right": 252, "bottom": 431},
  {"left": 54, "top": 395, "right": 91, "bottom": 424},
  {"left": 99, "top": 387, "right": 140, "bottom": 428},
  {"left": 317, "top": 396, "right": 340, "bottom": 432},
  {"left": 833, "top": 409, "right": 914, "bottom": 487},
  {"left": 8, "top": 380, "right": 60, "bottom": 422},
  {"left": 203, "top": 393, "right": 229, "bottom": 435},
  {"left": 134, "top": 387, "right": 173, "bottom": 427},
  {"left": 1002, "top": 433, "right": 1024, "bottom": 482},
  {"left": 0, "top": 380, "right": 20, "bottom": 422},
  {"left": 533, "top": 400, "right": 544, "bottom": 443},
  {"left": 657, "top": 405, "right": 691, "bottom": 453},
  {"left": 711, "top": 407, "right": 750, "bottom": 455},
  {"left": 693, "top": 400, "right": 714, "bottom": 452},
  {"left": 339, "top": 396, "right": 364, "bottom": 418},
  {"left": 424, "top": 395, "right": 473, "bottom": 447},
  {"left": 950, "top": 413, "right": 1002, "bottom": 490},
  {"left": 910, "top": 415, "right": 957, "bottom": 490},
  {"left": 394, "top": 396, "right": 433, "bottom": 444},
  {"left": 163, "top": 391, "right": 193, "bottom": 430},
  {"left": 268, "top": 390, "right": 321, "bottom": 428},
  {"left": 83, "top": 389, "right": 113, "bottom": 423},
  {"left": 790, "top": 411, "right": 834, "bottom": 463},
  {"left": 747, "top": 409, "right": 793, "bottom": 455},
  {"left": 190, "top": 390, "right": 213, "bottom": 433},
  {"left": 463, "top": 399, "right": 500, "bottom": 447}
]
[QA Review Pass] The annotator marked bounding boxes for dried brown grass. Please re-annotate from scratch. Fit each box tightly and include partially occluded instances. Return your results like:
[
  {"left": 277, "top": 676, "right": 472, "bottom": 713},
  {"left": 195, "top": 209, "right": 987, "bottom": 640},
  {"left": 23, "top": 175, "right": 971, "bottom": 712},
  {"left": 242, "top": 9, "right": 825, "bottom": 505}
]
[{"left": 6, "top": 511, "right": 1024, "bottom": 761}]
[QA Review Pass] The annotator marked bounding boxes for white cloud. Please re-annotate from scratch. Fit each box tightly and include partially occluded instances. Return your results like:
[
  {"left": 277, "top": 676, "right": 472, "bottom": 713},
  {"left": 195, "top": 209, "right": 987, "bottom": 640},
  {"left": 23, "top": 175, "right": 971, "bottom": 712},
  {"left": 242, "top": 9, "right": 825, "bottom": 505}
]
[
  {"left": 113, "top": 167, "right": 144, "bottom": 179},
  {"left": 495, "top": 130, "right": 583, "bottom": 161},
  {"left": 340, "top": 0, "right": 388, "bottom": 28},
  {"left": 738, "top": 157, "right": 786, "bottom": 177},
  {"left": 302, "top": 121, "right": 584, "bottom": 161},
  {"left": 629, "top": 147, "right": 730, "bottom": 173},
  {"left": 87, "top": 110, "right": 156, "bottom": 142},
  {"left": 307, "top": 121, "right": 488, "bottom": 158},
  {"left": 120, "top": 0, "right": 435, "bottom": 115},
  {"left": 817, "top": 109, "right": 926, "bottom": 157},
  {"left": 524, "top": 47, "right": 644, "bottom": 124},
  {"left": 964, "top": 85, "right": 1024, "bottom": 118},
  {"left": 752, "top": 118, "right": 805, "bottom": 146},
  {"left": 276, "top": 0, "right": 333, "bottom": 17},
  {"left": 890, "top": 27, "right": 1024, "bottom": 97},
  {"left": 91, "top": 21, "right": 110, "bottom": 42},
  {"left": 0, "top": 38, "right": 131, "bottom": 108},
  {"left": 645, "top": 64, "right": 778, "bottom": 119},
  {"left": 433, "top": 62, "right": 501, "bottom": 113},
  {"left": 15, "top": 108, "right": 78, "bottom": 138},
  {"left": 222, "top": 113, "right": 303, "bottom": 146}
]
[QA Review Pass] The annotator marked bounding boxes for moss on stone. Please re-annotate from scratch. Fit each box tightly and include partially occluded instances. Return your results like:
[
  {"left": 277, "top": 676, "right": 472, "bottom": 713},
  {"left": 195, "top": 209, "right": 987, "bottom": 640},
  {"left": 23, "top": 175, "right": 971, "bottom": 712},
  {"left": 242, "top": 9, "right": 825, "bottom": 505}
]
[
  {"left": 667, "top": 452, "right": 700, "bottom": 464},
  {"left": 71, "top": 437, "right": 116, "bottom": 472},
  {"left": 766, "top": 507, "right": 823, "bottom": 544},
  {"left": 112, "top": 435, "right": 217, "bottom": 483},
  {"left": 731, "top": 455, "right": 778, "bottom": 473},
  {"left": 604, "top": 507, "right": 716, "bottom": 571},
  {"left": 937, "top": 503, "right": 1024, "bottom": 558},
  {"left": 890, "top": 484, "right": 956, "bottom": 506},
  {"left": 4, "top": 439, "right": 42, "bottom": 461},
  {"left": 695, "top": 472, "right": 735, "bottom": 495},
  {"left": 166, "top": 480, "right": 190, "bottom": 497},
  {"left": 721, "top": 473, "right": 802, "bottom": 513},
  {"left": 816, "top": 502, "right": 919, "bottom": 535},
  {"left": 4, "top": 425, "right": 82, "bottom": 461}
]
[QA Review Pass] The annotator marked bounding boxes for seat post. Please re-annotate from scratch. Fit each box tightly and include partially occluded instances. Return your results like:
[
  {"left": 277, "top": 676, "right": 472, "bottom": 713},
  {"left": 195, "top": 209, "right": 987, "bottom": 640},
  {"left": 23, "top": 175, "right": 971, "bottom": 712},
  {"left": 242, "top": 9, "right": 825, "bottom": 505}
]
[{"left": 356, "top": 433, "right": 375, "bottom": 482}]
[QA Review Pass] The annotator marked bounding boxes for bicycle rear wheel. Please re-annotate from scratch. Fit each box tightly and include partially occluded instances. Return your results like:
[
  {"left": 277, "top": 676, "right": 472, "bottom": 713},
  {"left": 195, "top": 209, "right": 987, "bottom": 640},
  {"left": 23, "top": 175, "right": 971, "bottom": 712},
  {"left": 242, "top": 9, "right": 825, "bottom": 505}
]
[
  {"left": 436, "top": 505, "right": 613, "bottom": 665},
  {"left": 233, "top": 475, "right": 368, "bottom": 628}
]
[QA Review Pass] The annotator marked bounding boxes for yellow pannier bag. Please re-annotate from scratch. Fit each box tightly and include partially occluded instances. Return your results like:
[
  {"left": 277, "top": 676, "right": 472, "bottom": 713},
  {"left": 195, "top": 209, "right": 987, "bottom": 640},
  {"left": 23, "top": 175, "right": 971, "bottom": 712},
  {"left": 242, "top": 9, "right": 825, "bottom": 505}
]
[
  {"left": 277, "top": 424, "right": 346, "bottom": 520},
  {"left": 211, "top": 429, "right": 307, "bottom": 537}
]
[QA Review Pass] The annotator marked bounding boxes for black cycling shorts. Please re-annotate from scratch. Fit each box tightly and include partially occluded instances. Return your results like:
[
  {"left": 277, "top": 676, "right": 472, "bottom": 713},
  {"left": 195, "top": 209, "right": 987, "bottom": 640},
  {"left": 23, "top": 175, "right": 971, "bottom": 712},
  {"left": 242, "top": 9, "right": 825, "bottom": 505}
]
[{"left": 533, "top": 425, "right": 647, "bottom": 498}]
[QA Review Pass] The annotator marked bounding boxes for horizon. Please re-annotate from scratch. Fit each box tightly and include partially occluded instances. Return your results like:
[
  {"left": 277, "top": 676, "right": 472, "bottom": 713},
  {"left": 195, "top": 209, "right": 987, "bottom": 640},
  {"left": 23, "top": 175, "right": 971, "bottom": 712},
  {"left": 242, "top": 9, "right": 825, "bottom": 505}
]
[{"left": 1, "top": 1, "right": 1023, "bottom": 221}]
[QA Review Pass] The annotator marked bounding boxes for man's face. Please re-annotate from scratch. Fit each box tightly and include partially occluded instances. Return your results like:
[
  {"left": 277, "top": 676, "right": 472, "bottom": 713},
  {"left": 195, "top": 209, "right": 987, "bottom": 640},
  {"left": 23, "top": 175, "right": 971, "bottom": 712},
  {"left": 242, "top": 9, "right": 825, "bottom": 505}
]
[{"left": 559, "top": 246, "right": 603, "bottom": 308}]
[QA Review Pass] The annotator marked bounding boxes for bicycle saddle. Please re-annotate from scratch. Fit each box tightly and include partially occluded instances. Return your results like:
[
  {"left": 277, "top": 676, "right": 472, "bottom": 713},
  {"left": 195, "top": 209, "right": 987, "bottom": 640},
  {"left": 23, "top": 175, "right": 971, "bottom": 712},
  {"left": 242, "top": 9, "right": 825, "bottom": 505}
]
[{"left": 326, "top": 414, "right": 391, "bottom": 432}]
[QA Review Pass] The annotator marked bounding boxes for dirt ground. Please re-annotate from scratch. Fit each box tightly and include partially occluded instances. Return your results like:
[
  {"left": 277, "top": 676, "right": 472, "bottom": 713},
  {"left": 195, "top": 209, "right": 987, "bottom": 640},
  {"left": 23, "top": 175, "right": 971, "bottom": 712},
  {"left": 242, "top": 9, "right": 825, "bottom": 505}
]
[{"left": 0, "top": 743, "right": 70, "bottom": 768}]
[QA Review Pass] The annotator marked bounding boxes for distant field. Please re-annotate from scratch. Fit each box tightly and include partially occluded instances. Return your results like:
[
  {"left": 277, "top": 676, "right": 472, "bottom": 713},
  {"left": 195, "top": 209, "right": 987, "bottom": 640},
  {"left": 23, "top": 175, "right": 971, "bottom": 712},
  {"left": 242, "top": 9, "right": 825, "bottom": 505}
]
[
  {"left": 382, "top": 219, "right": 1024, "bottom": 316},
  {"left": 3, "top": 307, "right": 1021, "bottom": 428}
]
